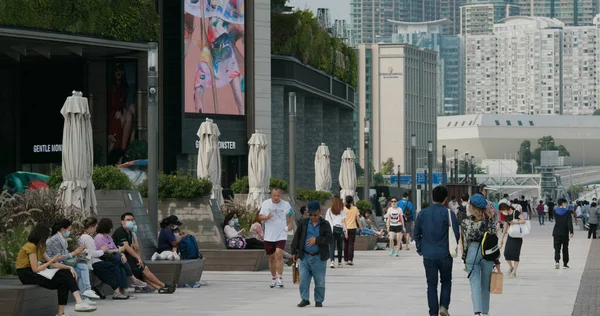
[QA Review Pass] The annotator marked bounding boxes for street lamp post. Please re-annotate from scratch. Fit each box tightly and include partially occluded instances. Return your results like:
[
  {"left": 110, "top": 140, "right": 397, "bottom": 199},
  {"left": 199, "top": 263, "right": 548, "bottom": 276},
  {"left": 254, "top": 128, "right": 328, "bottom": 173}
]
[
  {"left": 427, "top": 141, "right": 433, "bottom": 204},
  {"left": 397, "top": 164, "right": 401, "bottom": 188},
  {"left": 289, "top": 92, "right": 297, "bottom": 202},
  {"left": 450, "top": 160, "right": 454, "bottom": 183},
  {"left": 471, "top": 155, "right": 475, "bottom": 184},
  {"left": 442, "top": 145, "right": 447, "bottom": 185},
  {"left": 454, "top": 149, "right": 459, "bottom": 183},
  {"left": 364, "top": 118, "right": 370, "bottom": 202},
  {"left": 147, "top": 42, "right": 159, "bottom": 236},
  {"left": 464, "top": 153, "right": 469, "bottom": 183},
  {"left": 411, "top": 134, "right": 417, "bottom": 207}
]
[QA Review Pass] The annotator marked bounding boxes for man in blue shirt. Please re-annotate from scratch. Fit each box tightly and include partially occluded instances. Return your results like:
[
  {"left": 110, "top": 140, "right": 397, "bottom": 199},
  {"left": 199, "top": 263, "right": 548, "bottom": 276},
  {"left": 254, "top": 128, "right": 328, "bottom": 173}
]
[
  {"left": 397, "top": 192, "right": 415, "bottom": 249},
  {"left": 414, "top": 186, "right": 460, "bottom": 316},
  {"left": 291, "top": 201, "right": 332, "bottom": 308}
]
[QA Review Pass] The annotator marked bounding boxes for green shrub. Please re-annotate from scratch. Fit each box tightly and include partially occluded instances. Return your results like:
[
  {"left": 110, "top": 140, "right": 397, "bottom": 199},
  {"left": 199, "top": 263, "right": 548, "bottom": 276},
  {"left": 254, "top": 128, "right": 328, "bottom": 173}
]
[
  {"left": 0, "top": 225, "right": 30, "bottom": 276},
  {"left": 296, "top": 188, "right": 332, "bottom": 203},
  {"left": 231, "top": 176, "right": 249, "bottom": 194},
  {"left": 0, "top": 0, "right": 158, "bottom": 42},
  {"left": 269, "top": 178, "right": 288, "bottom": 193},
  {"left": 356, "top": 200, "right": 372, "bottom": 213},
  {"left": 138, "top": 170, "right": 212, "bottom": 199},
  {"left": 48, "top": 165, "right": 132, "bottom": 190},
  {"left": 127, "top": 140, "right": 148, "bottom": 161},
  {"left": 92, "top": 165, "right": 132, "bottom": 190},
  {"left": 220, "top": 198, "right": 257, "bottom": 233}
]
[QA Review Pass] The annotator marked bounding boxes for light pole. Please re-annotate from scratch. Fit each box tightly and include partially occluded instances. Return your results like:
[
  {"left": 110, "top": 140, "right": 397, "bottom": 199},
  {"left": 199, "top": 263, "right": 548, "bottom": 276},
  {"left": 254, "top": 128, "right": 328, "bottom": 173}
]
[
  {"left": 427, "top": 141, "right": 433, "bottom": 204},
  {"left": 450, "top": 160, "right": 454, "bottom": 183},
  {"left": 147, "top": 42, "right": 159, "bottom": 236},
  {"left": 363, "top": 118, "right": 370, "bottom": 201},
  {"left": 442, "top": 145, "right": 447, "bottom": 185},
  {"left": 464, "top": 153, "right": 469, "bottom": 183},
  {"left": 470, "top": 155, "right": 475, "bottom": 184},
  {"left": 454, "top": 149, "right": 459, "bottom": 183},
  {"left": 289, "top": 92, "right": 296, "bottom": 202},
  {"left": 397, "top": 164, "right": 401, "bottom": 188},
  {"left": 411, "top": 134, "right": 417, "bottom": 207}
]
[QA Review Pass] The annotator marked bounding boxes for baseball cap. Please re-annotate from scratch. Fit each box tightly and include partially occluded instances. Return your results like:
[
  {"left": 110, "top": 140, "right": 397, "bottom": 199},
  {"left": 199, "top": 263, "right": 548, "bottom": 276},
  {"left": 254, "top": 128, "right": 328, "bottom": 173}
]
[
  {"left": 307, "top": 200, "right": 321, "bottom": 213},
  {"left": 165, "top": 215, "right": 182, "bottom": 226}
]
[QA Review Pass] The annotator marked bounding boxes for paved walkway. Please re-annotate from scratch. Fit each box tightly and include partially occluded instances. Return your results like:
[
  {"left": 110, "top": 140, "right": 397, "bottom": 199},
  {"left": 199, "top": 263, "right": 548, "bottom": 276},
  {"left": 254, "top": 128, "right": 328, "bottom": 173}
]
[{"left": 66, "top": 223, "right": 591, "bottom": 315}]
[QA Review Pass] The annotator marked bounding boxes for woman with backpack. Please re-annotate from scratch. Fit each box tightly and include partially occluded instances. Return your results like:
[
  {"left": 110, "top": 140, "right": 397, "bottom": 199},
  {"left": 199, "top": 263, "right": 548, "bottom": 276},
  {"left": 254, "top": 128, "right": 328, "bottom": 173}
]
[
  {"left": 461, "top": 194, "right": 500, "bottom": 316},
  {"left": 500, "top": 202, "right": 526, "bottom": 278},
  {"left": 152, "top": 215, "right": 185, "bottom": 261}
]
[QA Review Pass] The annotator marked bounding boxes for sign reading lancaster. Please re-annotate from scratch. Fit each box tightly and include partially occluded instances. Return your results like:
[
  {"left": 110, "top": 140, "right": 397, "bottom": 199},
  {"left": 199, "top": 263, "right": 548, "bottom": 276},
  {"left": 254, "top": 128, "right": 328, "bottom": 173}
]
[{"left": 382, "top": 66, "right": 403, "bottom": 79}]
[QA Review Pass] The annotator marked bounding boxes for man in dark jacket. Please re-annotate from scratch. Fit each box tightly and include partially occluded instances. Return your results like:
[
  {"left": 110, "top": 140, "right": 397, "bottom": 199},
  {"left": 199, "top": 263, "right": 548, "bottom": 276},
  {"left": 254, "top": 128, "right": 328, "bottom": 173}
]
[
  {"left": 553, "top": 198, "right": 574, "bottom": 269},
  {"left": 414, "top": 186, "right": 460, "bottom": 316},
  {"left": 292, "top": 201, "right": 332, "bottom": 308}
]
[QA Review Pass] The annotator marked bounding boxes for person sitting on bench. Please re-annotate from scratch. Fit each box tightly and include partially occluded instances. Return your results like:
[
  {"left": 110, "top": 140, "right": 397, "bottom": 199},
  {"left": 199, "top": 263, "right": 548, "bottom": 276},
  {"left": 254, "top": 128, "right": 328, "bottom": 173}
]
[
  {"left": 113, "top": 212, "right": 175, "bottom": 294},
  {"left": 223, "top": 213, "right": 265, "bottom": 249},
  {"left": 152, "top": 215, "right": 185, "bottom": 261},
  {"left": 359, "top": 210, "right": 385, "bottom": 236}
]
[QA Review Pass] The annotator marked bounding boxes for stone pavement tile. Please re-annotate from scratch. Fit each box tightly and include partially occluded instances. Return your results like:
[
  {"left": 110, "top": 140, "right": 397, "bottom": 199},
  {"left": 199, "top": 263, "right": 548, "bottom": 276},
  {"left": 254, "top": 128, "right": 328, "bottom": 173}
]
[
  {"left": 65, "top": 224, "right": 590, "bottom": 315},
  {"left": 571, "top": 235, "right": 600, "bottom": 316}
]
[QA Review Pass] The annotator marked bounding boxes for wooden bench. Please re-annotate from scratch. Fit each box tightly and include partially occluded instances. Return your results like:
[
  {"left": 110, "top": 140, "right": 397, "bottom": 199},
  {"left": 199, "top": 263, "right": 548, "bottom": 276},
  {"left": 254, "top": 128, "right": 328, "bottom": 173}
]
[
  {"left": 0, "top": 278, "right": 56, "bottom": 316},
  {"left": 354, "top": 235, "right": 378, "bottom": 250},
  {"left": 201, "top": 249, "right": 269, "bottom": 271},
  {"left": 146, "top": 259, "right": 206, "bottom": 286}
]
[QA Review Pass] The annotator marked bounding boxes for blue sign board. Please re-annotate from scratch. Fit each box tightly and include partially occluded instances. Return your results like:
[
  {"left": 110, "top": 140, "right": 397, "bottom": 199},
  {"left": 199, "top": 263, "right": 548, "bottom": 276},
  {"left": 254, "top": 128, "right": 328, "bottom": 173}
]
[{"left": 389, "top": 173, "right": 446, "bottom": 185}]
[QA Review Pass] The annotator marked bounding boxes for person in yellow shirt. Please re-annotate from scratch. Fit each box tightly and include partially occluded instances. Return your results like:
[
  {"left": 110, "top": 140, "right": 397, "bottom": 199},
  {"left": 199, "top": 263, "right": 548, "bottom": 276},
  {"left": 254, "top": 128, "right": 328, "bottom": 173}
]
[
  {"left": 343, "top": 195, "right": 362, "bottom": 266},
  {"left": 16, "top": 223, "right": 97, "bottom": 315}
]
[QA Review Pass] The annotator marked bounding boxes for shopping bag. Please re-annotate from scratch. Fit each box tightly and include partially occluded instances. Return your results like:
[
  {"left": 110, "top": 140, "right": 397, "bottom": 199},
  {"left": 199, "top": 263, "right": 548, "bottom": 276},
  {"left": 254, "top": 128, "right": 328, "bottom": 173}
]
[
  {"left": 490, "top": 272, "right": 503, "bottom": 294},
  {"left": 292, "top": 261, "right": 300, "bottom": 284}
]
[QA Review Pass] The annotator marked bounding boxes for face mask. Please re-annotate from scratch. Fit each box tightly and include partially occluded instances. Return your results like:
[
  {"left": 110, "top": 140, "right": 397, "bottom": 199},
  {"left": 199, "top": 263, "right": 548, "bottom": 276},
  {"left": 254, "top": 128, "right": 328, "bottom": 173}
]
[
  {"left": 63, "top": 231, "right": 71, "bottom": 238},
  {"left": 125, "top": 221, "right": 134, "bottom": 229},
  {"left": 172, "top": 225, "right": 178, "bottom": 230},
  {"left": 132, "top": 225, "right": 138, "bottom": 233},
  {"left": 234, "top": 218, "right": 239, "bottom": 225},
  {"left": 230, "top": 220, "right": 236, "bottom": 227},
  {"left": 174, "top": 233, "right": 180, "bottom": 238}
]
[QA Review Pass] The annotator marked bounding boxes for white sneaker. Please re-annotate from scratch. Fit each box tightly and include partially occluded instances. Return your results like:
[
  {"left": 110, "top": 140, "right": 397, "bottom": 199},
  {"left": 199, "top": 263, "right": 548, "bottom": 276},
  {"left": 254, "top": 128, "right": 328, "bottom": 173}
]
[
  {"left": 555, "top": 262, "right": 560, "bottom": 269},
  {"left": 270, "top": 278, "right": 277, "bottom": 288},
  {"left": 82, "top": 289, "right": 100, "bottom": 299},
  {"left": 277, "top": 277, "right": 284, "bottom": 288},
  {"left": 151, "top": 252, "right": 159, "bottom": 261},
  {"left": 330, "top": 261, "right": 335, "bottom": 268},
  {"left": 82, "top": 297, "right": 97, "bottom": 306},
  {"left": 74, "top": 303, "right": 96, "bottom": 312}
]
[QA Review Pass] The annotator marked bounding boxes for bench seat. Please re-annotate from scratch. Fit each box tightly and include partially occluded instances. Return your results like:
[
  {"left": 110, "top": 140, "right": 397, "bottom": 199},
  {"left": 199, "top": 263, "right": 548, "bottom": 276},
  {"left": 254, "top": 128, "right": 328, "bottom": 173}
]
[
  {"left": 201, "top": 249, "right": 269, "bottom": 271},
  {"left": 146, "top": 258, "right": 206, "bottom": 287},
  {"left": 354, "top": 235, "right": 378, "bottom": 250},
  {"left": 0, "top": 278, "right": 57, "bottom": 316}
]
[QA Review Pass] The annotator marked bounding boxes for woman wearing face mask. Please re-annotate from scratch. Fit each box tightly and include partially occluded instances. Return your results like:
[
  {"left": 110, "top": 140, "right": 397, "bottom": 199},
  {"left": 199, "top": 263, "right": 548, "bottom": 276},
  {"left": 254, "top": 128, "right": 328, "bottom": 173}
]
[
  {"left": 152, "top": 215, "right": 185, "bottom": 261},
  {"left": 78, "top": 217, "right": 130, "bottom": 299},
  {"left": 46, "top": 219, "right": 99, "bottom": 305},
  {"left": 223, "top": 213, "right": 265, "bottom": 249},
  {"left": 499, "top": 203, "right": 526, "bottom": 278}
]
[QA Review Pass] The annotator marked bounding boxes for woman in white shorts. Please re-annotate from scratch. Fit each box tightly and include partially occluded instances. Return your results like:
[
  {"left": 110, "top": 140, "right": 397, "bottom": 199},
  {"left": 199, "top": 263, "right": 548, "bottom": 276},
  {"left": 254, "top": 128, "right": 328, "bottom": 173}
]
[{"left": 386, "top": 197, "right": 406, "bottom": 257}]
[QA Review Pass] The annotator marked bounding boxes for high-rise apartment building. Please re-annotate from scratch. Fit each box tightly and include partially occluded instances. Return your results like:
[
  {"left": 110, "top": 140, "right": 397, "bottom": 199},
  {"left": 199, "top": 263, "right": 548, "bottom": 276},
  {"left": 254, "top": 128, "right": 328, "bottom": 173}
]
[
  {"left": 391, "top": 19, "right": 465, "bottom": 115},
  {"left": 356, "top": 43, "right": 438, "bottom": 172},
  {"left": 461, "top": 1, "right": 521, "bottom": 35},
  {"left": 514, "top": 0, "right": 598, "bottom": 26},
  {"left": 464, "top": 16, "right": 599, "bottom": 115}
]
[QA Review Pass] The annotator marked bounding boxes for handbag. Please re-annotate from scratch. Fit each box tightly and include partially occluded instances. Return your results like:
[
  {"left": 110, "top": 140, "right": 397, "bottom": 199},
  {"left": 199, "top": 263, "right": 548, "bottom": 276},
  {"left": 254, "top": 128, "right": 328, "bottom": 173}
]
[
  {"left": 328, "top": 210, "right": 344, "bottom": 235},
  {"left": 508, "top": 223, "right": 530, "bottom": 238},
  {"left": 490, "top": 272, "right": 503, "bottom": 294},
  {"left": 292, "top": 261, "right": 300, "bottom": 284},
  {"left": 448, "top": 209, "right": 458, "bottom": 258}
]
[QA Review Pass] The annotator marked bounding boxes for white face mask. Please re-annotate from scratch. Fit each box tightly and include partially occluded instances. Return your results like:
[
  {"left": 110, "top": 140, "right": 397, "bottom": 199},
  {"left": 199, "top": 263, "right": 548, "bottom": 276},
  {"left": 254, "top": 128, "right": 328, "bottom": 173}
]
[{"left": 174, "top": 233, "right": 180, "bottom": 238}]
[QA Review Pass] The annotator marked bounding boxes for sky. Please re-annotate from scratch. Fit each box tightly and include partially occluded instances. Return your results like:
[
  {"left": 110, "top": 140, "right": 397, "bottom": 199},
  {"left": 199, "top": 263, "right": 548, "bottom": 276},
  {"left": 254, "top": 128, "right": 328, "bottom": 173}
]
[{"left": 287, "top": 0, "right": 351, "bottom": 24}]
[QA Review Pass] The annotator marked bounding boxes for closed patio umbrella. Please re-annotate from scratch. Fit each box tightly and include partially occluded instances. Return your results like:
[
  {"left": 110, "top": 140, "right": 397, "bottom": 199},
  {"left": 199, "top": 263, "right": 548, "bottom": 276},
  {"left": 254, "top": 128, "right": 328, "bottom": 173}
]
[
  {"left": 57, "top": 91, "right": 97, "bottom": 216},
  {"left": 339, "top": 148, "right": 358, "bottom": 201},
  {"left": 247, "top": 131, "right": 269, "bottom": 207},
  {"left": 197, "top": 118, "right": 223, "bottom": 206},
  {"left": 315, "top": 143, "right": 332, "bottom": 192}
]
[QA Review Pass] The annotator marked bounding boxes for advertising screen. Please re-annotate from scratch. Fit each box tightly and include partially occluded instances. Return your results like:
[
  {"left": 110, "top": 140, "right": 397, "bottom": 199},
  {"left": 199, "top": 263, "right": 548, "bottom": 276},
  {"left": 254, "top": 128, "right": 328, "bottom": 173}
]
[{"left": 183, "top": 0, "right": 245, "bottom": 115}]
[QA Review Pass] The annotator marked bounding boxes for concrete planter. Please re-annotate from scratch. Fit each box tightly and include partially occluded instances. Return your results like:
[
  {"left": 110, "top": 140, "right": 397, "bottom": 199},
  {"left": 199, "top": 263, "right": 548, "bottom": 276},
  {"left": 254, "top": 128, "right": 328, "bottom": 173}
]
[{"left": 0, "top": 277, "right": 56, "bottom": 316}]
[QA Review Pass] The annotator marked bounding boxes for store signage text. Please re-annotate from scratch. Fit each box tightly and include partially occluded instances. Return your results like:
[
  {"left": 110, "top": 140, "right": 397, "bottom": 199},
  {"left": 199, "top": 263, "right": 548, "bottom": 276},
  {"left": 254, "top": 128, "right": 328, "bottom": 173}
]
[
  {"left": 33, "top": 144, "right": 62, "bottom": 153},
  {"left": 195, "top": 140, "right": 237, "bottom": 150}
]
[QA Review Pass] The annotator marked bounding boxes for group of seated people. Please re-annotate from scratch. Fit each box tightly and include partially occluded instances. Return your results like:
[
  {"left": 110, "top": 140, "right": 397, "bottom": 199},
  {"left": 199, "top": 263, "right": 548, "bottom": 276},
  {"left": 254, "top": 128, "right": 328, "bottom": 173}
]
[{"left": 16, "top": 212, "right": 177, "bottom": 316}]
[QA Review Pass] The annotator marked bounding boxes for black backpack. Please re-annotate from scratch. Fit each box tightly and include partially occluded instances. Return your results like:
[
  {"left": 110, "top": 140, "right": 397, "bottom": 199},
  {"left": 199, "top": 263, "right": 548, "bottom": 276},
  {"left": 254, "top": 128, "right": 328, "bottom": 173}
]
[
  {"left": 468, "top": 231, "right": 500, "bottom": 278},
  {"left": 403, "top": 202, "right": 413, "bottom": 222}
]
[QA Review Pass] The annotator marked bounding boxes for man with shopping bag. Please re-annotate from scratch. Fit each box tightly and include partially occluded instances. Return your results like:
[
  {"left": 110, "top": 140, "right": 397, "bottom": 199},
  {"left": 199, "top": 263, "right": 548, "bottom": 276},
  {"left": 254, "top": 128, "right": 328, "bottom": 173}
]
[{"left": 291, "top": 201, "right": 332, "bottom": 308}]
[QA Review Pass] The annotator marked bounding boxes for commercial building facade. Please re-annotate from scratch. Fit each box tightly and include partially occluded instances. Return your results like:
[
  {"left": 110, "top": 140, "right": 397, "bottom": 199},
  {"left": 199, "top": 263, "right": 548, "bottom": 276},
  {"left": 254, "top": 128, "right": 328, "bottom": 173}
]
[{"left": 357, "top": 43, "right": 438, "bottom": 173}]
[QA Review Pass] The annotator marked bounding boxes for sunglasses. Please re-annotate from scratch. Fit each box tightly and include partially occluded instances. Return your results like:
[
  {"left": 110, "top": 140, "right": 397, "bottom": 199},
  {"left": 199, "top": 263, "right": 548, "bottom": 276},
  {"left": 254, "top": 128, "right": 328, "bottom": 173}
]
[
  {"left": 390, "top": 200, "right": 397, "bottom": 203},
  {"left": 308, "top": 213, "right": 320, "bottom": 217}
]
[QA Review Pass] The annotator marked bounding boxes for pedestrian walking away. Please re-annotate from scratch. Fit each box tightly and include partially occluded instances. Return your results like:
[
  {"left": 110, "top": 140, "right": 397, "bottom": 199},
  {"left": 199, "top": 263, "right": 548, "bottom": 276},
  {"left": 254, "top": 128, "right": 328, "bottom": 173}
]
[
  {"left": 462, "top": 193, "right": 501, "bottom": 316},
  {"left": 547, "top": 198, "right": 555, "bottom": 222},
  {"left": 414, "top": 185, "right": 460, "bottom": 316},
  {"left": 258, "top": 187, "right": 295, "bottom": 288},
  {"left": 537, "top": 201, "right": 545, "bottom": 225},
  {"left": 291, "top": 200, "right": 332, "bottom": 308},
  {"left": 499, "top": 203, "right": 526, "bottom": 278},
  {"left": 387, "top": 197, "right": 406, "bottom": 256},
  {"left": 552, "top": 198, "right": 574, "bottom": 269},
  {"left": 325, "top": 195, "right": 347, "bottom": 268},
  {"left": 397, "top": 192, "right": 415, "bottom": 249},
  {"left": 343, "top": 195, "right": 361, "bottom": 266},
  {"left": 584, "top": 202, "right": 599, "bottom": 239}
]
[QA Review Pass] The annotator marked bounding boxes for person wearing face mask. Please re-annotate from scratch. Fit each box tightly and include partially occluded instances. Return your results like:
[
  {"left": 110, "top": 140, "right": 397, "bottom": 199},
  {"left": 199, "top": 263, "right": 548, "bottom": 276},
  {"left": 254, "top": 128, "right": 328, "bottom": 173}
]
[
  {"left": 113, "top": 212, "right": 175, "bottom": 294},
  {"left": 152, "top": 215, "right": 186, "bottom": 261},
  {"left": 223, "top": 213, "right": 265, "bottom": 249},
  {"left": 45, "top": 219, "right": 99, "bottom": 306}
]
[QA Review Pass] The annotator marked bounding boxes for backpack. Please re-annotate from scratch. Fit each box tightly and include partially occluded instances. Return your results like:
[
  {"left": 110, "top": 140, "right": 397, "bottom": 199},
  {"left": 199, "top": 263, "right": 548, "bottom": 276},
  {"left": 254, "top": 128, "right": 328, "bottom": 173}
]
[
  {"left": 536, "top": 204, "right": 544, "bottom": 214},
  {"left": 179, "top": 235, "right": 200, "bottom": 259},
  {"left": 468, "top": 231, "right": 500, "bottom": 278},
  {"left": 457, "top": 205, "right": 468, "bottom": 223},
  {"left": 402, "top": 201, "right": 413, "bottom": 222}
]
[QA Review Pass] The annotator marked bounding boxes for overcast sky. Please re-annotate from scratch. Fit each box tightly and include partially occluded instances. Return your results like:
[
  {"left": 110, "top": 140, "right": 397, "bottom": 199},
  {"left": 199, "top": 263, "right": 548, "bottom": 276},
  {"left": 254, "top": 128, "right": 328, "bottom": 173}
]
[{"left": 287, "top": 0, "right": 351, "bottom": 24}]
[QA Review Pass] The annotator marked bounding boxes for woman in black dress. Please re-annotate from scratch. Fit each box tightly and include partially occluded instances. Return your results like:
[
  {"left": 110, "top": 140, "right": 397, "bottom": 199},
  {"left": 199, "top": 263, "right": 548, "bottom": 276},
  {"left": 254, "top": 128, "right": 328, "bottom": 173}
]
[{"left": 500, "top": 202, "right": 526, "bottom": 278}]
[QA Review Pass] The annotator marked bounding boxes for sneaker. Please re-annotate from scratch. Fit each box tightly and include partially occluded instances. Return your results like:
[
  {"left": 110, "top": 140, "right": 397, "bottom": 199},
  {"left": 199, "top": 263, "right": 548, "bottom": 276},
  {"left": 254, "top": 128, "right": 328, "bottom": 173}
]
[
  {"left": 277, "top": 277, "right": 284, "bottom": 288},
  {"left": 555, "top": 262, "right": 560, "bottom": 269},
  {"left": 389, "top": 250, "right": 395, "bottom": 256},
  {"left": 82, "top": 298, "right": 96, "bottom": 306},
  {"left": 509, "top": 271, "right": 516, "bottom": 278},
  {"left": 74, "top": 303, "right": 96, "bottom": 312},
  {"left": 112, "top": 292, "right": 129, "bottom": 300},
  {"left": 297, "top": 300, "right": 310, "bottom": 307},
  {"left": 508, "top": 267, "right": 513, "bottom": 275},
  {"left": 440, "top": 306, "right": 450, "bottom": 316},
  {"left": 151, "top": 252, "right": 159, "bottom": 261},
  {"left": 315, "top": 302, "right": 323, "bottom": 307},
  {"left": 270, "top": 278, "right": 277, "bottom": 288},
  {"left": 348, "top": 261, "right": 354, "bottom": 266},
  {"left": 82, "top": 289, "right": 100, "bottom": 299},
  {"left": 564, "top": 265, "right": 570, "bottom": 269},
  {"left": 330, "top": 261, "right": 335, "bottom": 268},
  {"left": 130, "top": 278, "right": 147, "bottom": 288},
  {"left": 338, "top": 262, "right": 342, "bottom": 268}
]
